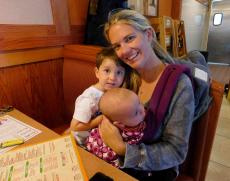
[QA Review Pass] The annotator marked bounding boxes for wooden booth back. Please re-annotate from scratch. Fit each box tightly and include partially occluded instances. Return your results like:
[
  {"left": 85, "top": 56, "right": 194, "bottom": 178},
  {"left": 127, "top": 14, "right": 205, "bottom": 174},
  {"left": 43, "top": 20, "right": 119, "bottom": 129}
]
[
  {"left": 63, "top": 45, "right": 101, "bottom": 122},
  {"left": 63, "top": 44, "right": 224, "bottom": 181}
]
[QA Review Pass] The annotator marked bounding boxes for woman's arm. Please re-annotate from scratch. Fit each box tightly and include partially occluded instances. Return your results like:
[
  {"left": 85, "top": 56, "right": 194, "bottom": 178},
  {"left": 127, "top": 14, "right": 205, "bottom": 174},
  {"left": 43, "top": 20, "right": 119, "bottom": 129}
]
[{"left": 122, "top": 75, "right": 195, "bottom": 170}]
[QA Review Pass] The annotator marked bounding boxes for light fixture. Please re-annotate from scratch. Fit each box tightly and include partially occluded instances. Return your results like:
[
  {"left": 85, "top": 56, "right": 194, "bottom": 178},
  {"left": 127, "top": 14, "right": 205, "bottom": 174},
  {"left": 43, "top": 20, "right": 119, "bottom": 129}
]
[{"left": 212, "top": 0, "right": 223, "bottom": 2}]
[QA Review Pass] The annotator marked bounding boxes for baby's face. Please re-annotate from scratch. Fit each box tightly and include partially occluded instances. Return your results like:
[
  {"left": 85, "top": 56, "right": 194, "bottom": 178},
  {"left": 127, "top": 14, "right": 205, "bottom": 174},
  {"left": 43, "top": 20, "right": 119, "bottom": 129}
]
[{"left": 119, "top": 93, "right": 145, "bottom": 127}]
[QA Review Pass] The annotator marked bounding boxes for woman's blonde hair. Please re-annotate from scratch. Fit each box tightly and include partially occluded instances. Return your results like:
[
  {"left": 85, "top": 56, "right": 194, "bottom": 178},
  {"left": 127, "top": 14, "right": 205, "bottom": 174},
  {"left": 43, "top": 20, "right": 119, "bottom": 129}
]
[
  {"left": 122, "top": 65, "right": 141, "bottom": 94},
  {"left": 104, "top": 9, "right": 174, "bottom": 64}
]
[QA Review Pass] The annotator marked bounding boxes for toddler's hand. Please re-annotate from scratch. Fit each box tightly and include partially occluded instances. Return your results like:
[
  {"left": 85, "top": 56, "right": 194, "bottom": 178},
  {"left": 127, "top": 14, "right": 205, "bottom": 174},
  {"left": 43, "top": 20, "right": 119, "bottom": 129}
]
[{"left": 62, "top": 127, "right": 71, "bottom": 135}]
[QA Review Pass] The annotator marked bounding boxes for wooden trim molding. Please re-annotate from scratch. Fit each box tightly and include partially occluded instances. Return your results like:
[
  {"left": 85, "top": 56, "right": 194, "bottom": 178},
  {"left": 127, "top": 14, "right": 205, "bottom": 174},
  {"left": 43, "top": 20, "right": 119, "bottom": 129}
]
[
  {"left": 67, "top": 0, "right": 89, "bottom": 25},
  {"left": 0, "top": 46, "right": 63, "bottom": 68},
  {"left": 0, "top": 35, "right": 74, "bottom": 51},
  {"left": 50, "top": 0, "right": 70, "bottom": 35},
  {"left": 64, "top": 44, "right": 101, "bottom": 63},
  {"left": 171, "top": 0, "right": 182, "bottom": 20},
  {"left": 0, "top": 25, "right": 85, "bottom": 51},
  {"left": 0, "top": 25, "right": 56, "bottom": 38}
]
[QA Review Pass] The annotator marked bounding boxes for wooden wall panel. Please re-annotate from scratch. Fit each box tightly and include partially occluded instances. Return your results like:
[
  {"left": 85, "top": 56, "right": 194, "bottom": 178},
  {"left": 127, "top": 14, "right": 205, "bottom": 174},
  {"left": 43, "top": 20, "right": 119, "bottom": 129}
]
[
  {"left": 171, "top": 0, "right": 182, "bottom": 20},
  {"left": 0, "top": 0, "right": 89, "bottom": 51},
  {"left": 0, "top": 58, "right": 66, "bottom": 128},
  {"left": 70, "top": 25, "right": 86, "bottom": 43},
  {"left": 0, "top": 47, "right": 63, "bottom": 68},
  {"left": 0, "top": 0, "right": 90, "bottom": 129},
  {"left": 0, "top": 25, "right": 58, "bottom": 51},
  {"left": 159, "top": 0, "right": 172, "bottom": 17},
  {"left": 0, "top": 25, "right": 56, "bottom": 38},
  {"left": 50, "top": 0, "right": 70, "bottom": 35},
  {"left": 67, "top": 0, "right": 89, "bottom": 25},
  {"left": 208, "top": 64, "right": 230, "bottom": 85},
  {"left": 158, "top": 0, "right": 182, "bottom": 20},
  {"left": 63, "top": 45, "right": 101, "bottom": 121},
  {"left": 0, "top": 34, "right": 83, "bottom": 51}
]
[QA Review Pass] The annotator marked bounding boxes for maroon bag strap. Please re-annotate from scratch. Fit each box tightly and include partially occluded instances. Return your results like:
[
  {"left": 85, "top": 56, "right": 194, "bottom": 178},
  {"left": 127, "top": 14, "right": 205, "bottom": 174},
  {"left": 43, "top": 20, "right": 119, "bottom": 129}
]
[{"left": 142, "top": 64, "right": 193, "bottom": 143}]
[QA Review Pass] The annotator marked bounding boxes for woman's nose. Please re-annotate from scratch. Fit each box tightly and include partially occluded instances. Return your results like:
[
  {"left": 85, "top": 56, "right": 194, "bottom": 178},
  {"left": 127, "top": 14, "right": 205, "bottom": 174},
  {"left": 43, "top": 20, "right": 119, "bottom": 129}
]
[{"left": 118, "top": 43, "right": 130, "bottom": 58}]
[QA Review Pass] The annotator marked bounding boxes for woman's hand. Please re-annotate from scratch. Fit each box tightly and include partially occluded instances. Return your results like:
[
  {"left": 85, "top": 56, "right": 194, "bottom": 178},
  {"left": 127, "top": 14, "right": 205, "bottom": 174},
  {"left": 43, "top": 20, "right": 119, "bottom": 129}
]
[{"left": 99, "top": 116, "right": 126, "bottom": 156}]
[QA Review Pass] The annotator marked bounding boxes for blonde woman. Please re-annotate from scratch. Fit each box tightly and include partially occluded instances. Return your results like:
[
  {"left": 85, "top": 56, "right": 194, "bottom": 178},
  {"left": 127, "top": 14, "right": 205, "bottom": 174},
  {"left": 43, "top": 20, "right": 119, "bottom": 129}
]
[{"left": 99, "top": 9, "right": 195, "bottom": 181}]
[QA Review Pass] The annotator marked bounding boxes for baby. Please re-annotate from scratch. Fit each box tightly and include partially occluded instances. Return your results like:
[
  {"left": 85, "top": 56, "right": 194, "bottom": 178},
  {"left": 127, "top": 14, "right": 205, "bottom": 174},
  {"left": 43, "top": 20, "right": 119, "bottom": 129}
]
[{"left": 85, "top": 88, "right": 146, "bottom": 167}]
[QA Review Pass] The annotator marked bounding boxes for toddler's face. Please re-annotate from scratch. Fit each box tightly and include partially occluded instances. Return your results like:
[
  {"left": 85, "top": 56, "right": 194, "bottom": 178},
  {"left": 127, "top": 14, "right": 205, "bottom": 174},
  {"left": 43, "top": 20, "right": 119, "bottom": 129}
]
[{"left": 95, "top": 58, "right": 125, "bottom": 91}]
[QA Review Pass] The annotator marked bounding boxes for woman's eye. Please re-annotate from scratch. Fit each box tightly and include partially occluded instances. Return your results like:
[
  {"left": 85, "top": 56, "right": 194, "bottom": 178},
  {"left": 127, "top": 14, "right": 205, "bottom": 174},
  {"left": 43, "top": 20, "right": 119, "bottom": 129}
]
[{"left": 125, "top": 35, "right": 135, "bottom": 42}]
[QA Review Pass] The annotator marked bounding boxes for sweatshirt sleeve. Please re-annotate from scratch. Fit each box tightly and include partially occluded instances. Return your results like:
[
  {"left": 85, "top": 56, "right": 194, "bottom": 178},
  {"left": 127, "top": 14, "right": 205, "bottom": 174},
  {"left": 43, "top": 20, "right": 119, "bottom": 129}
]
[{"left": 121, "top": 74, "right": 195, "bottom": 171}]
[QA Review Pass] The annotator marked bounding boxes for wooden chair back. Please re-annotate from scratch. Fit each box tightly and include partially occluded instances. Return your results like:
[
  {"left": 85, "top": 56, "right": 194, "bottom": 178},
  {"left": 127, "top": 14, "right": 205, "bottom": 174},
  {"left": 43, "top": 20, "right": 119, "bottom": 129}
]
[{"left": 177, "top": 80, "right": 224, "bottom": 181}]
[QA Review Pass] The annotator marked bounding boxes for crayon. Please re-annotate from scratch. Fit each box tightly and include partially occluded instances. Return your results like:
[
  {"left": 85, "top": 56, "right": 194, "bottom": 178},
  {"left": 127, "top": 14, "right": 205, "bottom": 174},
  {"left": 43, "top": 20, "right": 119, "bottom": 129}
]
[{"left": 0, "top": 138, "right": 24, "bottom": 148}]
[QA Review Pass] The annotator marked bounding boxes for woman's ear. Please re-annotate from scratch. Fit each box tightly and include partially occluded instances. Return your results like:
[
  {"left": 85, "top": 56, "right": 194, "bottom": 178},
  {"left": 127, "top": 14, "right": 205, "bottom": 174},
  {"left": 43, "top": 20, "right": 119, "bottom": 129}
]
[{"left": 144, "top": 28, "right": 154, "bottom": 41}]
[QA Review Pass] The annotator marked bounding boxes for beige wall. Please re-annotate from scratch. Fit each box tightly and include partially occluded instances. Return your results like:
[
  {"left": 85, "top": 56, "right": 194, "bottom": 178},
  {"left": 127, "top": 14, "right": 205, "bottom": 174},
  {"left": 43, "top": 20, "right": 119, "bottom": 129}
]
[
  {"left": 181, "top": 0, "right": 209, "bottom": 51},
  {"left": 0, "top": 0, "right": 53, "bottom": 24}
]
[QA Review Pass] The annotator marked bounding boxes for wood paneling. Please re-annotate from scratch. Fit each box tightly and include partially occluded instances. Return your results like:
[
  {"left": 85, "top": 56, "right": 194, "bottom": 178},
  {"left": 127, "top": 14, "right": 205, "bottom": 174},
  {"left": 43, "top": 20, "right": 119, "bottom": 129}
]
[
  {"left": 0, "top": 58, "right": 66, "bottom": 128},
  {"left": 67, "top": 0, "right": 89, "bottom": 25},
  {"left": 171, "top": 0, "right": 182, "bottom": 20},
  {"left": 0, "top": 25, "right": 59, "bottom": 51},
  {"left": 50, "top": 0, "right": 70, "bottom": 35},
  {"left": 70, "top": 25, "right": 86, "bottom": 43},
  {"left": 159, "top": 0, "right": 172, "bottom": 17},
  {"left": 0, "top": 0, "right": 89, "bottom": 51},
  {"left": 63, "top": 45, "right": 101, "bottom": 121},
  {"left": 0, "top": 47, "right": 63, "bottom": 68},
  {"left": 0, "top": 0, "right": 90, "bottom": 129},
  {"left": 0, "top": 31, "right": 84, "bottom": 51},
  {"left": 0, "top": 46, "right": 66, "bottom": 128},
  {"left": 0, "top": 25, "right": 56, "bottom": 38},
  {"left": 158, "top": 0, "right": 182, "bottom": 20}
]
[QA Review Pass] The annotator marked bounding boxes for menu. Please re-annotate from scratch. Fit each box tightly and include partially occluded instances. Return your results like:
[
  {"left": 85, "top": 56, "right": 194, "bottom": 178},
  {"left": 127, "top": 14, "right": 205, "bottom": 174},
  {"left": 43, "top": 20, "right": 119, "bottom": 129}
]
[
  {"left": 0, "top": 115, "right": 41, "bottom": 154},
  {"left": 0, "top": 135, "right": 88, "bottom": 181}
]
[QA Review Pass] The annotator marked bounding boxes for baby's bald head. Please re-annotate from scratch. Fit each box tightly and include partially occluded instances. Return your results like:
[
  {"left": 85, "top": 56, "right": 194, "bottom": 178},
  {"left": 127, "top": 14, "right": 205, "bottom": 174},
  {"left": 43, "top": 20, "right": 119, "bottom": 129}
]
[{"left": 99, "top": 88, "right": 136, "bottom": 122}]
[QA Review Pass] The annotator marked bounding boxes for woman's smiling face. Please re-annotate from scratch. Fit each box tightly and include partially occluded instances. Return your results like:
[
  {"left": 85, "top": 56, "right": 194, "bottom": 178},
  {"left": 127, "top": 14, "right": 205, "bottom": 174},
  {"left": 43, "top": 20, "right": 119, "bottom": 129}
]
[{"left": 108, "top": 23, "right": 153, "bottom": 71}]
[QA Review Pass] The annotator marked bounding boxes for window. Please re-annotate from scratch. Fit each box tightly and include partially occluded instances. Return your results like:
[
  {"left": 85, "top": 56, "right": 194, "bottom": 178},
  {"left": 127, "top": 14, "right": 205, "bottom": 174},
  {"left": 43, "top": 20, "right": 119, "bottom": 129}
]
[{"left": 213, "top": 13, "right": 223, "bottom": 26}]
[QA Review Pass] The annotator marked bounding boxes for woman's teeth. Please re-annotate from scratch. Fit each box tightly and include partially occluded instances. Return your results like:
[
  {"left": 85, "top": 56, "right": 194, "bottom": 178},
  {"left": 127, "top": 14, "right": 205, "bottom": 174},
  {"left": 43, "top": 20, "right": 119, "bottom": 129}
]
[{"left": 128, "top": 52, "right": 138, "bottom": 60}]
